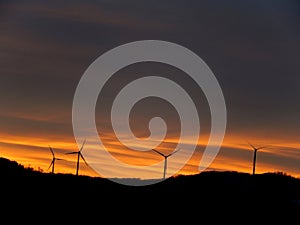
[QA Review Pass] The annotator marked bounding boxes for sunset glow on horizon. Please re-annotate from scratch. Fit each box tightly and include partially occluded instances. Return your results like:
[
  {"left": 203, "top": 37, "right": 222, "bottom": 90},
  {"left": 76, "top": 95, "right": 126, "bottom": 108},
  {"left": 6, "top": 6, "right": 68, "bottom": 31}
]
[{"left": 1, "top": 130, "right": 300, "bottom": 179}]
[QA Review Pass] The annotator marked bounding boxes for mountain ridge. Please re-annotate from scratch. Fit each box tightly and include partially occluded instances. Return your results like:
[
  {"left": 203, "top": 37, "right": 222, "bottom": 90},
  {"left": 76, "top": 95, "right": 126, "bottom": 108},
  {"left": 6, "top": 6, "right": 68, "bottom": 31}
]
[{"left": 1, "top": 156, "right": 300, "bottom": 218}]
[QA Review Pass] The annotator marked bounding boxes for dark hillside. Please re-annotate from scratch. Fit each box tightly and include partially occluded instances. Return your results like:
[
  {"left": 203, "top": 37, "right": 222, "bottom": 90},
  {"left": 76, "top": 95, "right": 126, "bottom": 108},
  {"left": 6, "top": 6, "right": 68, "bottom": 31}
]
[{"left": 1, "top": 157, "right": 299, "bottom": 221}]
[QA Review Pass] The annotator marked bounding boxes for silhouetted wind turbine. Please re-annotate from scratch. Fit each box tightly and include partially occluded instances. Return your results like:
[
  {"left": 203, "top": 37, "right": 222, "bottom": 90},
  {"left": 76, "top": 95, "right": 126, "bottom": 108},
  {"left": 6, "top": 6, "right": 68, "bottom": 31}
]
[
  {"left": 48, "top": 146, "right": 63, "bottom": 174},
  {"left": 65, "top": 139, "right": 88, "bottom": 176},
  {"left": 152, "top": 148, "right": 181, "bottom": 180},
  {"left": 248, "top": 142, "right": 267, "bottom": 175}
]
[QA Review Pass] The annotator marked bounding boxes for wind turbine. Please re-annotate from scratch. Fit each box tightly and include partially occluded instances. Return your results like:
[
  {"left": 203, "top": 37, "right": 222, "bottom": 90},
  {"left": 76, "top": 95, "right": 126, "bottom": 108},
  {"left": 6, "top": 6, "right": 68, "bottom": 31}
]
[
  {"left": 65, "top": 139, "right": 88, "bottom": 176},
  {"left": 152, "top": 148, "right": 181, "bottom": 180},
  {"left": 247, "top": 142, "right": 267, "bottom": 175},
  {"left": 48, "top": 146, "right": 63, "bottom": 174}
]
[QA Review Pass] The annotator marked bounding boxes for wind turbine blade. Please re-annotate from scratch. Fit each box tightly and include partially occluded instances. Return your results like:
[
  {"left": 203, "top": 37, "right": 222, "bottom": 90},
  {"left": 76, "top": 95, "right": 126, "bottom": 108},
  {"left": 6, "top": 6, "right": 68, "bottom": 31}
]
[
  {"left": 49, "top": 146, "right": 55, "bottom": 157},
  {"left": 257, "top": 146, "right": 267, "bottom": 150},
  {"left": 47, "top": 160, "right": 53, "bottom": 171},
  {"left": 166, "top": 148, "right": 181, "bottom": 157},
  {"left": 152, "top": 149, "right": 165, "bottom": 157},
  {"left": 56, "top": 158, "right": 63, "bottom": 161},
  {"left": 79, "top": 138, "right": 87, "bottom": 152},
  {"left": 247, "top": 141, "right": 256, "bottom": 150},
  {"left": 65, "top": 151, "right": 78, "bottom": 155},
  {"left": 80, "top": 153, "right": 89, "bottom": 166}
]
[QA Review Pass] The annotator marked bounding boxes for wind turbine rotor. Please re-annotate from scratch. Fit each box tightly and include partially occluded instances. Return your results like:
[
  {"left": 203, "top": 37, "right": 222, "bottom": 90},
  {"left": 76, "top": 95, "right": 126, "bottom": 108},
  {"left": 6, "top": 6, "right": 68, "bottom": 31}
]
[
  {"left": 152, "top": 149, "right": 166, "bottom": 157},
  {"left": 166, "top": 148, "right": 181, "bottom": 158},
  {"left": 47, "top": 160, "right": 54, "bottom": 171},
  {"left": 80, "top": 153, "right": 89, "bottom": 166}
]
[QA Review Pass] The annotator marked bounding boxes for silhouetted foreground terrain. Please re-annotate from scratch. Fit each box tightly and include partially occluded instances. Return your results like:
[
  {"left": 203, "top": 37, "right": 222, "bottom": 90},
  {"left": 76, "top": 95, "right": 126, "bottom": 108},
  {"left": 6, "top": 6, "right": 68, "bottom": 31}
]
[{"left": 1, "top": 157, "right": 300, "bottom": 220}]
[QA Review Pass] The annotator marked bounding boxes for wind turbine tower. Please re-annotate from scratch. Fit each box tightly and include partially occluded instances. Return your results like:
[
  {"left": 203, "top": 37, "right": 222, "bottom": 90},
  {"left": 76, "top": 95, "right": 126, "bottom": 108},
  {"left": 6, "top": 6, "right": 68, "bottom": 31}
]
[
  {"left": 48, "top": 146, "right": 63, "bottom": 174},
  {"left": 152, "top": 148, "right": 181, "bottom": 180},
  {"left": 65, "top": 139, "right": 89, "bottom": 176},
  {"left": 248, "top": 142, "right": 267, "bottom": 175}
]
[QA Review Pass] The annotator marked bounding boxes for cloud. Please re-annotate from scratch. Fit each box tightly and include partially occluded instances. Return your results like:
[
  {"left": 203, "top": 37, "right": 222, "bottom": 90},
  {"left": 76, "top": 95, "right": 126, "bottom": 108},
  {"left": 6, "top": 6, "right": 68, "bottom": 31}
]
[{"left": 0, "top": 0, "right": 300, "bottom": 178}]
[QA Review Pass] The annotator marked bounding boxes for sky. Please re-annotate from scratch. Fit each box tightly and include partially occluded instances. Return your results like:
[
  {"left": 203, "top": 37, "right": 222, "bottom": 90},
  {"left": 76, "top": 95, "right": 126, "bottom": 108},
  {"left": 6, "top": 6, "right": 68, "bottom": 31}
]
[{"left": 0, "top": 0, "right": 300, "bottom": 179}]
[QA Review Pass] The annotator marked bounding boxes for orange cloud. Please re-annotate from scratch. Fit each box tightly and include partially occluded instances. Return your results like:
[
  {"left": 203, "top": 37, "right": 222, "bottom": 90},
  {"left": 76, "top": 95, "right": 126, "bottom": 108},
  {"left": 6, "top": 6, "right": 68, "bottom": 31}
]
[{"left": 1, "top": 128, "right": 300, "bottom": 180}]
